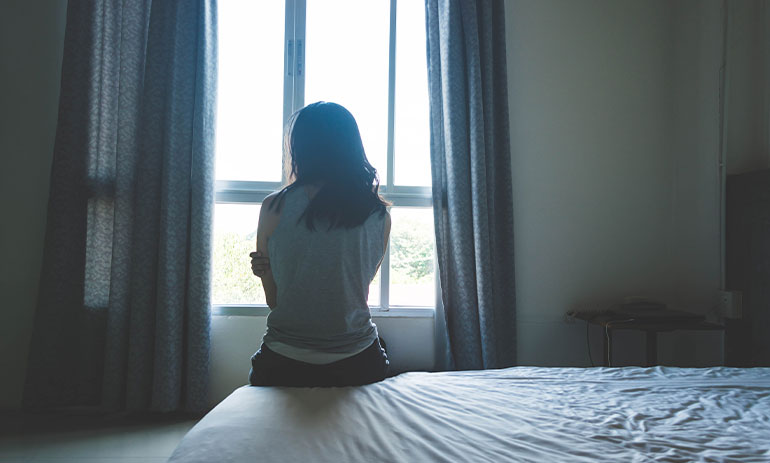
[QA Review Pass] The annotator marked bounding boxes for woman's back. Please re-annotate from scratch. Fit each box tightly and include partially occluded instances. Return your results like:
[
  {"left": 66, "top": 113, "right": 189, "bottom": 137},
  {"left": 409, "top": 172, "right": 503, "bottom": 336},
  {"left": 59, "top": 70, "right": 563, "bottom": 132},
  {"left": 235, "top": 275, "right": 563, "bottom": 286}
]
[
  {"left": 250, "top": 101, "right": 390, "bottom": 385},
  {"left": 262, "top": 185, "right": 386, "bottom": 357}
]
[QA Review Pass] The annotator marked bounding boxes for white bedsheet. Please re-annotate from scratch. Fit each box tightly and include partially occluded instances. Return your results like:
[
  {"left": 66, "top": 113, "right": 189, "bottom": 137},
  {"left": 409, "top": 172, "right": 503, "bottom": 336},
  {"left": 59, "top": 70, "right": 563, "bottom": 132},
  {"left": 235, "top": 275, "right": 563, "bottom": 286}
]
[{"left": 169, "top": 367, "right": 770, "bottom": 462}]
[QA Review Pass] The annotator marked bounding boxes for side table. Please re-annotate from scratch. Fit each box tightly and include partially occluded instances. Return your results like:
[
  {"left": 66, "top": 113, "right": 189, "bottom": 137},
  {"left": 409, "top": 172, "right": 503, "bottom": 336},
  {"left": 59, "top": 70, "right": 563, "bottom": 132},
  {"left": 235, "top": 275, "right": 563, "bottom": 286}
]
[{"left": 569, "top": 311, "right": 725, "bottom": 367}]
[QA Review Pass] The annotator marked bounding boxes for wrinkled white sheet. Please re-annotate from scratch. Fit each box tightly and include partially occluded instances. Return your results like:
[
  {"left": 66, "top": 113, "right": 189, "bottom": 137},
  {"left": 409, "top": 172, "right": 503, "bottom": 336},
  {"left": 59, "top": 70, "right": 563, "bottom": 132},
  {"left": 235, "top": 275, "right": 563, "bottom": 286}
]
[{"left": 169, "top": 367, "right": 770, "bottom": 462}]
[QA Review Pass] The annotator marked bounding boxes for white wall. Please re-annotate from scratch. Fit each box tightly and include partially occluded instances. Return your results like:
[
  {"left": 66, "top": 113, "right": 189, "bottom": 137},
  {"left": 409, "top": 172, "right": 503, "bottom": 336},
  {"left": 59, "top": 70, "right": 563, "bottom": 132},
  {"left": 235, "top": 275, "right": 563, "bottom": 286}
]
[
  {"left": 505, "top": 0, "right": 724, "bottom": 366},
  {"left": 669, "top": 1, "right": 723, "bottom": 313},
  {"left": 725, "top": 0, "right": 769, "bottom": 174},
  {"left": 0, "top": 0, "right": 67, "bottom": 410}
]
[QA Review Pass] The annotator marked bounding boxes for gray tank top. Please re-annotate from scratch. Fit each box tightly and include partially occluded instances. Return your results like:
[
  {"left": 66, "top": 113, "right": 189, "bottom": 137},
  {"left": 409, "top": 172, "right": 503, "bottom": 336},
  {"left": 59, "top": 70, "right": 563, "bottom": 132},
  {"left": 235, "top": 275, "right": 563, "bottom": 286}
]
[{"left": 262, "top": 186, "right": 385, "bottom": 359}]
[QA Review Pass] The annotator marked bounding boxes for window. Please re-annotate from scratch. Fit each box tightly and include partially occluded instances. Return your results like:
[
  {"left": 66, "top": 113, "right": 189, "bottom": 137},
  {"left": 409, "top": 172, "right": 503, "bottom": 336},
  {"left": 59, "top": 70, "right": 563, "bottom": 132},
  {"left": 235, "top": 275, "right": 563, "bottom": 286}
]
[{"left": 213, "top": 0, "right": 434, "bottom": 312}]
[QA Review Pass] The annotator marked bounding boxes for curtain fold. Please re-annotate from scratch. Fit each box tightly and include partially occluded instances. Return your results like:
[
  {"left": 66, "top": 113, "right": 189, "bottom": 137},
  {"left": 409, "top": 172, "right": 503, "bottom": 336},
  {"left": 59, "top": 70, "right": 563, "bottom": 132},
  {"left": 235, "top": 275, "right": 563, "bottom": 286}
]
[
  {"left": 426, "top": 0, "right": 516, "bottom": 370},
  {"left": 24, "top": 0, "right": 216, "bottom": 413}
]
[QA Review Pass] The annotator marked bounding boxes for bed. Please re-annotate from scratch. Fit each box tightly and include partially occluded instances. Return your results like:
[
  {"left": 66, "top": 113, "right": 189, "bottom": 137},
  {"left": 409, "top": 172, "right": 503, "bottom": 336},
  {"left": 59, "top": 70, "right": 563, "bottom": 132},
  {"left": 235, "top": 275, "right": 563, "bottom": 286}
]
[{"left": 169, "top": 366, "right": 770, "bottom": 462}]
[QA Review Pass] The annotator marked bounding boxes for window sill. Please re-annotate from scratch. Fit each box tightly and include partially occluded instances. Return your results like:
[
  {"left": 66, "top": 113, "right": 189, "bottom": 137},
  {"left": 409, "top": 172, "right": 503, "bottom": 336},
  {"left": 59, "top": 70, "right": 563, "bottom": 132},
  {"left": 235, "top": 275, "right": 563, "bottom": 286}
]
[{"left": 211, "top": 305, "right": 435, "bottom": 318}]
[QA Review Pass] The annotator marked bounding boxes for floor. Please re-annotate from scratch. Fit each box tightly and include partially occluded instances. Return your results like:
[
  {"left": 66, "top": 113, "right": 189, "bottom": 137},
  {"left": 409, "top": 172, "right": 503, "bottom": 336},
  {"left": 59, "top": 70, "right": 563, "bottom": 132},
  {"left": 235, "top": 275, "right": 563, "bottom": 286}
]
[{"left": 0, "top": 412, "right": 198, "bottom": 462}]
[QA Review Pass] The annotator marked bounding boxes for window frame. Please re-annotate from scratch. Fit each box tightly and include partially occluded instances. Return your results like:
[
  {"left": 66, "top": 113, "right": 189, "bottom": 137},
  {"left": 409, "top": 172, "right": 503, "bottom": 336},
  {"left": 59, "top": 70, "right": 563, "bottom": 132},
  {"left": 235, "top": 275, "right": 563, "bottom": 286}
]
[{"left": 213, "top": 0, "right": 436, "bottom": 315}]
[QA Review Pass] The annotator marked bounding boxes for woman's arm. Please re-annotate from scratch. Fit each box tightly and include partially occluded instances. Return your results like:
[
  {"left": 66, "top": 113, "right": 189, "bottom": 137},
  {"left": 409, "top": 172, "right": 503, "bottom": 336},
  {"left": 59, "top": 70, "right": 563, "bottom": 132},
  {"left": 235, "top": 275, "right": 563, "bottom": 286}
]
[
  {"left": 375, "top": 210, "right": 392, "bottom": 274},
  {"left": 254, "top": 193, "right": 281, "bottom": 309}
]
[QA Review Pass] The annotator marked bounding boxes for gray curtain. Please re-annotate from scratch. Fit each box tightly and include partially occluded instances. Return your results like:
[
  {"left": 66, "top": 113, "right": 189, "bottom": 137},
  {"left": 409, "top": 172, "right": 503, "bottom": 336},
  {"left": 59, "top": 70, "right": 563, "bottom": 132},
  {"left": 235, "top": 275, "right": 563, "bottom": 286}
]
[
  {"left": 24, "top": 0, "right": 216, "bottom": 413},
  {"left": 426, "top": 0, "right": 516, "bottom": 370}
]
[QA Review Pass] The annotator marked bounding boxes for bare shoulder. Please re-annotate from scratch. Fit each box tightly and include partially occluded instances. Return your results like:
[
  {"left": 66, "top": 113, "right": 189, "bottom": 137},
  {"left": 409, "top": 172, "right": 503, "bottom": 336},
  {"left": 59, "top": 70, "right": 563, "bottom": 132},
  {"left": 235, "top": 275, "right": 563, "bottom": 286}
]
[
  {"left": 261, "top": 191, "right": 283, "bottom": 214},
  {"left": 383, "top": 209, "right": 391, "bottom": 228},
  {"left": 258, "top": 190, "right": 284, "bottom": 237}
]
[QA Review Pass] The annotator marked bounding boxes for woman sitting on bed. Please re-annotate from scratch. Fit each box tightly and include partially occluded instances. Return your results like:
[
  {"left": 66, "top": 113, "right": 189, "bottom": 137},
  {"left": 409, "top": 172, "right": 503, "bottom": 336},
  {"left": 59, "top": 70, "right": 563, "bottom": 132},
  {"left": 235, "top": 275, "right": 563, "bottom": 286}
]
[{"left": 248, "top": 101, "right": 391, "bottom": 387}]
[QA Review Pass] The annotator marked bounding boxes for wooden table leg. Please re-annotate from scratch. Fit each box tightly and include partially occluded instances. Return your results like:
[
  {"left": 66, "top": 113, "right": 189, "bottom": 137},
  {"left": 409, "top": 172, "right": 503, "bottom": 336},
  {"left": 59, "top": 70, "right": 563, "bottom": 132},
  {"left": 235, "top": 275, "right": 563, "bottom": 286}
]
[{"left": 645, "top": 331, "right": 657, "bottom": 366}]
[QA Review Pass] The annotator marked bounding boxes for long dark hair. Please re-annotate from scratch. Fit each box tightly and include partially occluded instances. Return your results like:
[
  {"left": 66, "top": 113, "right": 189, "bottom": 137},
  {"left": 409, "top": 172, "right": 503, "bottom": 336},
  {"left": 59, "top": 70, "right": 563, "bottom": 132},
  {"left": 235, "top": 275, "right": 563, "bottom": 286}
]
[{"left": 271, "top": 102, "right": 389, "bottom": 230}]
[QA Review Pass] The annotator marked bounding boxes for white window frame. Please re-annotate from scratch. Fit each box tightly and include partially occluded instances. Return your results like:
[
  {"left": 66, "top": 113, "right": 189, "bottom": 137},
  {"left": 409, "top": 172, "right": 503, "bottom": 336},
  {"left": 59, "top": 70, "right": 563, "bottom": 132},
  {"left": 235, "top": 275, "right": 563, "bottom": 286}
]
[{"left": 213, "top": 0, "right": 437, "bottom": 317}]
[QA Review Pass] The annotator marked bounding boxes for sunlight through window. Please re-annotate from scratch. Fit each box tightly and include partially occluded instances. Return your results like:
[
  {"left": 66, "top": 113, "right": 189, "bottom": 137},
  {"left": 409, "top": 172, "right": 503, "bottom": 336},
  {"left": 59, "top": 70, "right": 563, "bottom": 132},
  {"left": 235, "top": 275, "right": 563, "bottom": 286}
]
[{"left": 213, "top": 0, "right": 434, "bottom": 310}]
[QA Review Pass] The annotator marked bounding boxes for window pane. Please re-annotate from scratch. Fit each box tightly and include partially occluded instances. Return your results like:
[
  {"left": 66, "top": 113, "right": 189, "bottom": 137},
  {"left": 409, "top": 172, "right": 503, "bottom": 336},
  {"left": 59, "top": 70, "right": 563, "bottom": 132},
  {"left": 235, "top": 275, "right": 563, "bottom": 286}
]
[
  {"left": 212, "top": 203, "right": 265, "bottom": 305},
  {"left": 216, "top": 2, "right": 284, "bottom": 182},
  {"left": 394, "top": 1, "right": 431, "bottom": 186},
  {"left": 304, "top": 0, "right": 390, "bottom": 182},
  {"left": 368, "top": 268, "right": 381, "bottom": 307},
  {"left": 389, "top": 207, "right": 435, "bottom": 306}
]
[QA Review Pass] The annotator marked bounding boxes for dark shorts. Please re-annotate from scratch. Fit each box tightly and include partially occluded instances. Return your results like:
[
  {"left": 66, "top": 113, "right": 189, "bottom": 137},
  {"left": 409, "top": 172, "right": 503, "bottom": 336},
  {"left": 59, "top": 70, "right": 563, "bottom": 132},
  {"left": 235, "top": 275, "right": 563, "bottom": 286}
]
[{"left": 249, "top": 338, "right": 389, "bottom": 387}]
